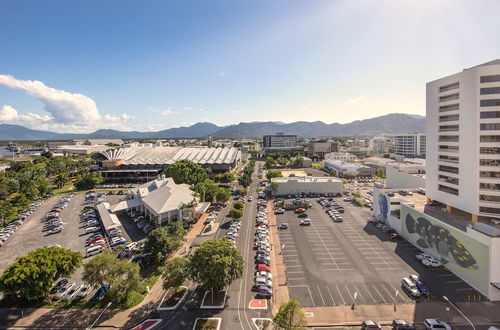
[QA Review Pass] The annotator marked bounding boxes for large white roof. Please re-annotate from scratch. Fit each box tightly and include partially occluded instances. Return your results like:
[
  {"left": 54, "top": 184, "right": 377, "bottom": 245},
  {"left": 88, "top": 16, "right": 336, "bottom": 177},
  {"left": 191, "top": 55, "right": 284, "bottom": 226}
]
[{"left": 99, "top": 146, "right": 241, "bottom": 166}]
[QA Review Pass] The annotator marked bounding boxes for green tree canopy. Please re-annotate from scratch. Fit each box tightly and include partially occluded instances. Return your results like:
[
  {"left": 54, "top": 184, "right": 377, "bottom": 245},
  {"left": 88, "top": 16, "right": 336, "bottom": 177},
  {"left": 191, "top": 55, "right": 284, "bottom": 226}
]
[
  {"left": 187, "top": 238, "right": 243, "bottom": 291},
  {"left": 214, "top": 172, "right": 235, "bottom": 184},
  {"left": 266, "top": 170, "right": 283, "bottom": 180},
  {"left": 291, "top": 156, "right": 304, "bottom": 168},
  {"left": 273, "top": 299, "right": 307, "bottom": 330},
  {"left": 192, "top": 179, "right": 219, "bottom": 202},
  {"left": 82, "top": 252, "right": 141, "bottom": 303},
  {"left": 0, "top": 247, "right": 82, "bottom": 301},
  {"left": 144, "top": 222, "right": 185, "bottom": 262},
  {"left": 163, "top": 160, "right": 208, "bottom": 185},
  {"left": 162, "top": 257, "right": 189, "bottom": 291},
  {"left": 228, "top": 208, "right": 243, "bottom": 219},
  {"left": 238, "top": 174, "right": 252, "bottom": 188},
  {"left": 215, "top": 187, "right": 230, "bottom": 204},
  {"left": 74, "top": 172, "right": 103, "bottom": 190},
  {"left": 233, "top": 201, "right": 244, "bottom": 210}
]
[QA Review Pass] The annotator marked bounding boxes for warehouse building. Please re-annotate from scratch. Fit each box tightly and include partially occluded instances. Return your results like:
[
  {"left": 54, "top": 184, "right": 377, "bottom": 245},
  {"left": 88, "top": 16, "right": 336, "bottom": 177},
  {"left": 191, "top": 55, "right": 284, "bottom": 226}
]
[{"left": 270, "top": 176, "right": 343, "bottom": 196}]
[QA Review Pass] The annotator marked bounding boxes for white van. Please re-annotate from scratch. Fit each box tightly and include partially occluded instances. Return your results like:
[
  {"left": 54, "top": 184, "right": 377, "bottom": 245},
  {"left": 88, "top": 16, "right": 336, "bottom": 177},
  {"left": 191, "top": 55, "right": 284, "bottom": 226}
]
[
  {"left": 85, "top": 246, "right": 103, "bottom": 258},
  {"left": 85, "top": 226, "right": 99, "bottom": 233}
]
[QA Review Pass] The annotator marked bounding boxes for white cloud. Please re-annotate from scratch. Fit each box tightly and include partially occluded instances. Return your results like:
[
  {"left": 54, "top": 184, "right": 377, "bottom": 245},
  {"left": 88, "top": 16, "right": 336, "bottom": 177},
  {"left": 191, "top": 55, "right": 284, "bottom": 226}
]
[
  {"left": 161, "top": 109, "right": 179, "bottom": 116},
  {"left": 218, "top": 72, "right": 229, "bottom": 78},
  {"left": 103, "top": 113, "right": 135, "bottom": 122},
  {"left": 345, "top": 96, "right": 367, "bottom": 105},
  {"left": 0, "top": 74, "right": 101, "bottom": 124},
  {"left": 231, "top": 110, "right": 240, "bottom": 115},
  {"left": 199, "top": 108, "right": 207, "bottom": 113},
  {"left": 0, "top": 105, "right": 51, "bottom": 124}
]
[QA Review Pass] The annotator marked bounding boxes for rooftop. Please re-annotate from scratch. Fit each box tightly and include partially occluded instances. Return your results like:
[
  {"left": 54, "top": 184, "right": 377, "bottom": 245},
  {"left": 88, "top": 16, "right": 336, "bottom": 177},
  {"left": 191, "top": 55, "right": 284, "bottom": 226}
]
[{"left": 271, "top": 176, "right": 342, "bottom": 184}]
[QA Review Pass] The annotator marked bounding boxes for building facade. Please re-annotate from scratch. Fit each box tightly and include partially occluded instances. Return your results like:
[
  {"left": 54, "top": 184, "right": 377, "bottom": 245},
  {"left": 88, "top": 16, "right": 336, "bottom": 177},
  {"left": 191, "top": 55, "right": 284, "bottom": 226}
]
[
  {"left": 394, "top": 133, "right": 426, "bottom": 158},
  {"left": 307, "top": 140, "right": 339, "bottom": 159},
  {"left": 262, "top": 133, "right": 303, "bottom": 155},
  {"left": 426, "top": 59, "right": 500, "bottom": 221},
  {"left": 270, "top": 176, "right": 343, "bottom": 196},
  {"left": 368, "top": 136, "right": 389, "bottom": 156},
  {"left": 324, "top": 152, "right": 357, "bottom": 162}
]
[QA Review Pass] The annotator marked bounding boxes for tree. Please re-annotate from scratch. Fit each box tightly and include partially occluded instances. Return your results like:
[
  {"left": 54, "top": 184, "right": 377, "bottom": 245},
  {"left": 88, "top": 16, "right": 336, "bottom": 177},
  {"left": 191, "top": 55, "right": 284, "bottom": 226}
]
[
  {"left": 266, "top": 170, "right": 283, "bottom": 180},
  {"left": 383, "top": 153, "right": 390, "bottom": 158},
  {"left": 215, "top": 188, "right": 230, "bottom": 204},
  {"left": 214, "top": 172, "right": 235, "bottom": 184},
  {"left": 187, "top": 238, "right": 243, "bottom": 291},
  {"left": 41, "top": 151, "right": 53, "bottom": 158},
  {"left": 144, "top": 226, "right": 184, "bottom": 262},
  {"left": 54, "top": 172, "right": 68, "bottom": 189},
  {"left": 163, "top": 160, "right": 208, "bottom": 185},
  {"left": 375, "top": 167, "right": 386, "bottom": 179},
  {"left": 74, "top": 172, "right": 103, "bottom": 190},
  {"left": 265, "top": 156, "right": 276, "bottom": 168},
  {"left": 162, "top": 257, "right": 189, "bottom": 291},
  {"left": 239, "top": 188, "right": 248, "bottom": 196},
  {"left": 273, "top": 299, "right": 306, "bottom": 330},
  {"left": 311, "top": 154, "right": 320, "bottom": 161},
  {"left": 193, "top": 180, "right": 219, "bottom": 202},
  {"left": 0, "top": 247, "right": 82, "bottom": 301},
  {"left": 228, "top": 208, "right": 243, "bottom": 219},
  {"left": 233, "top": 201, "right": 244, "bottom": 210},
  {"left": 270, "top": 181, "right": 279, "bottom": 194},
  {"left": 82, "top": 252, "right": 141, "bottom": 303},
  {"left": 238, "top": 174, "right": 251, "bottom": 188},
  {"left": 291, "top": 156, "right": 304, "bottom": 168},
  {"left": 0, "top": 200, "right": 14, "bottom": 227}
]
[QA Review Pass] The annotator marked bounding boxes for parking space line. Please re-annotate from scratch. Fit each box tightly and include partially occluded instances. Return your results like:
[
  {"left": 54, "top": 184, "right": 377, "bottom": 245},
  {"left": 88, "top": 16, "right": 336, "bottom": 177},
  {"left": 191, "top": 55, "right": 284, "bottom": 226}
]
[
  {"left": 316, "top": 285, "right": 326, "bottom": 306},
  {"left": 288, "top": 285, "right": 308, "bottom": 288},
  {"left": 306, "top": 285, "right": 316, "bottom": 307},
  {"left": 455, "top": 288, "right": 474, "bottom": 291},
  {"left": 352, "top": 285, "right": 366, "bottom": 304},
  {"left": 380, "top": 283, "right": 397, "bottom": 304},
  {"left": 288, "top": 277, "right": 306, "bottom": 280},
  {"left": 326, "top": 286, "right": 336, "bottom": 306},
  {"left": 361, "top": 284, "right": 376, "bottom": 304},
  {"left": 344, "top": 285, "right": 354, "bottom": 304},
  {"left": 370, "top": 284, "right": 387, "bottom": 303},
  {"left": 335, "top": 285, "right": 346, "bottom": 305}
]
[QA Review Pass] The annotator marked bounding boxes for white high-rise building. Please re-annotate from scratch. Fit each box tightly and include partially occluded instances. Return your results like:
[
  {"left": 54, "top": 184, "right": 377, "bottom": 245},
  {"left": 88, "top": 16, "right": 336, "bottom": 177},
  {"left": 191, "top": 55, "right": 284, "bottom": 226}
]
[
  {"left": 368, "top": 136, "right": 389, "bottom": 156},
  {"left": 394, "top": 133, "right": 426, "bottom": 158},
  {"left": 426, "top": 59, "right": 500, "bottom": 220}
]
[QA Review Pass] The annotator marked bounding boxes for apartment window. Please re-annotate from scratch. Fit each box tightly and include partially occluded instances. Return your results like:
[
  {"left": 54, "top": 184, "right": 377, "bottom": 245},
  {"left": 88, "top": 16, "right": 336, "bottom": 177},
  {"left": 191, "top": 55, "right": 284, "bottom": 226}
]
[
  {"left": 439, "top": 135, "right": 459, "bottom": 142},
  {"left": 480, "top": 183, "right": 500, "bottom": 191},
  {"left": 439, "top": 114, "right": 459, "bottom": 122},
  {"left": 439, "top": 104, "right": 459, "bottom": 112},
  {"left": 480, "top": 147, "right": 500, "bottom": 154},
  {"left": 439, "top": 155, "right": 459, "bottom": 164},
  {"left": 480, "top": 159, "right": 500, "bottom": 167},
  {"left": 439, "top": 145, "right": 459, "bottom": 153},
  {"left": 479, "top": 206, "right": 500, "bottom": 215},
  {"left": 480, "top": 123, "right": 500, "bottom": 130},
  {"left": 439, "top": 125, "right": 459, "bottom": 132},
  {"left": 481, "top": 111, "right": 500, "bottom": 119},
  {"left": 480, "top": 195, "right": 500, "bottom": 203},
  {"left": 481, "top": 75, "right": 500, "bottom": 83},
  {"left": 439, "top": 82, "right": 459, "bottom": 92},
  {"left": 438, "top": 184, "right": 459, "bottom": 196},
  {"left": 439, "top": 174, "right": 459, "bottom": 185},
  {"left": 480, "top": 87, "right": 500, "bottom": 95},
  {"left": 480, "top": 99, "right": 500, "bottom": 107},
  {"left": 439, "top": 93, "right": 459, "bottom": 102},
  {"left": 480, "top": 135, "right": 500, "bottom": 142},
  {"left": 480, "top": 171, "right": 500, "bottom": 178},
  {"left": 439, "top": 165, "right": 459, "bottom": 174}
]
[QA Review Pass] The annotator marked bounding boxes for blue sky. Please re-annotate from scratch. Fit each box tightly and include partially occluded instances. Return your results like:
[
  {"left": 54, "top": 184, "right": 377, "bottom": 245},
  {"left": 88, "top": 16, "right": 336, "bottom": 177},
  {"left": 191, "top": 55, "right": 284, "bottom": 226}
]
[{"left": 1, "top": 0, "right": 499, "bottom": 133}]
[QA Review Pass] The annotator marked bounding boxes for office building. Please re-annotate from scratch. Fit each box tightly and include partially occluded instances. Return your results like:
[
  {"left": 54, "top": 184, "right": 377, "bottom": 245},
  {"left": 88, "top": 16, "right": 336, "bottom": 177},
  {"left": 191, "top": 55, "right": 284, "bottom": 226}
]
[
  {"left": 394, "top": 133, "right": 426, "bottom": 158},
  {"left": 307, "top": 140, "right": 339, "bottom": 159},
  {"left": 368, "top": 136, "right": 389, "bottom": 156},
  {"left": 262, "top": 133, "right": 303, "bottom": 155},
  {"left": 426, "top": 59, "right": 500, "bottom": 221}
]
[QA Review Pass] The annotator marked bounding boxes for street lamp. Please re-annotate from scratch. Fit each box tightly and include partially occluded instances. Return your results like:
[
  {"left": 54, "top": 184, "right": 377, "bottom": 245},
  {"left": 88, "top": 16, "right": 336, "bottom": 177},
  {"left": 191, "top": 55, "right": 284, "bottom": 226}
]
[
  {"left": 87, "top": 301, "right": 112, "bottom": 329},
  {"left": 443, "top": 296, "right": 475, "bottom": 330}
]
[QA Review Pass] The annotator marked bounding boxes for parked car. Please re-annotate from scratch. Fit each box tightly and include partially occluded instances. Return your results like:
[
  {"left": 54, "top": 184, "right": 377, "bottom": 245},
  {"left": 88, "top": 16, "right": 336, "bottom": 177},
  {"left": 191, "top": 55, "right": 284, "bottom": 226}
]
[
  {"left": 409, "top": 274, "right": 431, "bottom": 296},
  {"left": 423, "top": 319, "right": 451, "bottom": 330},
  {"left": 256, "top": 285, "right": 272, "bottom": 298},
  {"left": 422, "top": 258, "right": 443, "bottom": 268},
  {"left": 63, "top": 284, "right": 83, "bottom": 301},
  {"left": 297, "top": 213, "right": 308, "bottom": 218},
  {"left": 392, "top": 319, "right": 415, "bottom": 330},
  {"left": 53, "top": 282, "right": 75, "bottom": 301},
  {"left": 50, "top": 279, "right": 68, "bottom": 294},
  {"left": 279, "top": 223, "right": 289, "bottom": 230},
  {"left": 91, "top": 284, "right": 110, "bottom": 302},
  {"left": 401, "top": 277, "right": 421, "bottom": 298},
  {"left": 361, "top": 320, "right": 382, "bottom": 329},
  {"left": 300, "top": 219, "right": 311, "bottom": 226},
  {"left": 76, "top": 285, "right": 91, "bottom": 299}
]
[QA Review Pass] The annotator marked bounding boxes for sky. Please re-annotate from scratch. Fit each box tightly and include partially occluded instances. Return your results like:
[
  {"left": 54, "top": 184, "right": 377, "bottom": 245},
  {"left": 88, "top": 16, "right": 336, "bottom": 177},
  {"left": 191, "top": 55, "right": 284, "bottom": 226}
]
[{"left": 1, "top": 0, "right": 499, "bottom": 133}]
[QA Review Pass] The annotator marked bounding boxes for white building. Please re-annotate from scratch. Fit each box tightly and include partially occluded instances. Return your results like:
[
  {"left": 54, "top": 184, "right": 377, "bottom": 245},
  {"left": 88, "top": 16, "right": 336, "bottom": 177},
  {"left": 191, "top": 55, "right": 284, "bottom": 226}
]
[
  {"left": 385, "top": 163, "right": 426, "bottom": 189},
  {"left": 394, "top": 133, "right": 426, "bottom": 158},
  {"left": 368, "top": 136, "right": 389, "bottom": 156},
  {"left": 322, "top": 159, "right": 374, "bottom": 177},
  {"left": 307, "top": 140, "right": 339, "bottom": 159},
  {"left": 270, "top": 176, "right": 343, "bottom": 196},
  {"left": 426, "top": 59, "right": 500, "bottom": 221},
  {"left": 324, "top": 152, "right": 357, "bottom": 162}
]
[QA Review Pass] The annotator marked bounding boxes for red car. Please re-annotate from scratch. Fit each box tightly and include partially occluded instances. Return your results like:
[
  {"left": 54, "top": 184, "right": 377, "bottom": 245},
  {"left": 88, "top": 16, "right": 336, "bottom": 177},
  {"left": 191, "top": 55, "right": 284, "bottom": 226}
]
[{"left": 256, "top": 264, "right": 271, "bottom": 272}]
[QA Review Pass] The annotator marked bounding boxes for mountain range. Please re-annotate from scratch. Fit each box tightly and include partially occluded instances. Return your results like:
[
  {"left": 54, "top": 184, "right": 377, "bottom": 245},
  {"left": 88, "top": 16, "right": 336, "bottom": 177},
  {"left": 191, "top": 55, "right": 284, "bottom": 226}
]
[{"left": 0, "top": 113, "right": 425, "bottom": 141}]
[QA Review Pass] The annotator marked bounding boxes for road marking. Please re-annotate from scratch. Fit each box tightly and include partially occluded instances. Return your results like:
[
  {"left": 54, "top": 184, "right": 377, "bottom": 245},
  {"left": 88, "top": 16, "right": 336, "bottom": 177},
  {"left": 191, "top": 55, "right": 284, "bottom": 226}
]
[
  {"left": 316, "top": 285, "right": 326, "bottom": 306},
  {"left": 362, "top": 285, "right": 376, "bottom": 304},
  {"left": 438, "top": 274, "right": 456, "bottom": 277},
  {"left": 371, "top": 284, "right": 386, "bottom": 303},
  {"left": 352, "top": 285, "right": 366, "bottom": 304},
  {"left": 335, "top": 285, "right": 346, "bottom": 305},
  {"left": 344, "top": 285, "right": 354, "bottom": 303},
  {"left": 286, "top": 265, "right": 302, "bottom": 268},
  {"left": 380, "top": 283, "right": 397, "bottom": 304},
  {"left": 287, "top": 271, "right": 304, "bottom": 274},
  {"left": 288, "top": 277, "right": 306, "bottom": 280},
  {"left": 306, "top": 285, "right": 316, "bottom": 307},
  {"left": 326, "top": 285, "right": 336, "bottom": 305},
  {"left": 455, "top": 288, "right": 474, "bottom": 291},
  {"left": 289, "top": 285, "right": 308, "bottom": 288}
]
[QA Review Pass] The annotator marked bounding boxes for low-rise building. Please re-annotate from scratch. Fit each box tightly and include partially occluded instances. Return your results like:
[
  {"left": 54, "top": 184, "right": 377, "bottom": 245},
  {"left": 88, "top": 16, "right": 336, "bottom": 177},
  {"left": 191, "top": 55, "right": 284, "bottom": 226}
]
[
  {"left": 307, "top": 140, "right": 339, "bottom": 159},
  {"left": 385, "top": 163, "right": 426, "bottom": 189},
  {"left": 322, "top": 159, "right": 374, "bottom": 177},
  {"left": 270, "top": 176, "right": 343, "bottom": 196},
  {"left": 324, "top": 152, "right": 357, "bottom": 162},
  {"left": 262, "top": 133, "right": 303, "bottom": 155}
]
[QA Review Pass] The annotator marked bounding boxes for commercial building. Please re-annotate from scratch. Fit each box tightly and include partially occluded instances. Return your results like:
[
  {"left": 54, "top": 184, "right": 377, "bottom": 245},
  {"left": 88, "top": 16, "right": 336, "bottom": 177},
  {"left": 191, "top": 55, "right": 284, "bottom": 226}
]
[
  {"left": 394, "top": 133, "right": 426, "bottom": 158},
  {"left": 94, "top": 146, "right": 241, "bottom": 183},
  {"left": 426, "top": 59, "right": 500, "bottom": 221},
  {"left": 372, "top": 60, "right": 500, "bottom": 301},
  {"left": 368, "top": 136, "right": 389, "bottom": 156},
  {"left": 270, "top": 176, "right": 343, "bottom": 196},
  {"left": 324, "top": 152, "right": 357, "bottom": 162},
  {"left": 262, "top": 133, "right": 303, "bottom": 155},
  {"left": 322, "top": 159, "right": 374, "bottom": 177},
  {"left": 385, "top": 163, "right": 426, "bottom": 189},
  {"left": 307, "top": 140, "right": 339, "bottom": 159}
]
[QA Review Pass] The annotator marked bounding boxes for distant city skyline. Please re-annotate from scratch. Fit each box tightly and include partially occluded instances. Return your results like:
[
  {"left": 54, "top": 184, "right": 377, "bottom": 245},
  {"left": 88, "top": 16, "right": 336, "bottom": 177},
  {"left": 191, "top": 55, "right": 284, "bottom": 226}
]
[{"left": 1, "top": 0, "right": 499, "bottom": 133}]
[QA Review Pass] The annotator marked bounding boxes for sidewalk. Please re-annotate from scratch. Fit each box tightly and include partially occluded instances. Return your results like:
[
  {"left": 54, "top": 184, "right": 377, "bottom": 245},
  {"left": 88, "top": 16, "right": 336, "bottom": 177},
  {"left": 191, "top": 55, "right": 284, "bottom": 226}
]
[
  {"left": 302, "top": 301, "right": 500, "bottom": 327},
  {"left": 267, "top": 201, "right": 290, "bottom": 315},
  {"left": 4, "top": 214, "right": 208, "bottom": 329}
]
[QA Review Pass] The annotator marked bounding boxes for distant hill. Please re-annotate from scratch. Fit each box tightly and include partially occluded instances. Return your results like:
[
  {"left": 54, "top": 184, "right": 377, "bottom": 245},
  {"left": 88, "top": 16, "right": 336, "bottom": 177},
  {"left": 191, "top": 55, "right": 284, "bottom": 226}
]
[{"left": 0, "top": 113, "right": 425, "bottom": 140}]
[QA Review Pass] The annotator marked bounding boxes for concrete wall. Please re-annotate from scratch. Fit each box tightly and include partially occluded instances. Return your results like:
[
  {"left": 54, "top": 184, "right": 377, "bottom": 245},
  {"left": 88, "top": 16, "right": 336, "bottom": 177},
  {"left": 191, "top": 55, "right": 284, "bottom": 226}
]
[
  {"left": 273, "top": 179, "right": 343, "bottom": 196},
  {"left": 386, "top": 166, "right": 426, "bottom": 189}
]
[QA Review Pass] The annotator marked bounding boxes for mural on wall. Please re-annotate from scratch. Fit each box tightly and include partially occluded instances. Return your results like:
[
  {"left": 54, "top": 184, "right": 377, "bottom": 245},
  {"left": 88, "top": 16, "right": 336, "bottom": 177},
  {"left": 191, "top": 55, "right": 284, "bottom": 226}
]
[
  {"left": 401, "top": 205, "right": 489, "bottom": 294},
  {"left": 378, "top": 193, "right": 390, "bottom": 221}
]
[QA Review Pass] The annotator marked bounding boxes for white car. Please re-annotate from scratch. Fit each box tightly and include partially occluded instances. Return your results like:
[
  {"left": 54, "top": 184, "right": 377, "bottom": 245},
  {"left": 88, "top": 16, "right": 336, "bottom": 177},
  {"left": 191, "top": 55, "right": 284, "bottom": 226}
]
[
  {"left": 422, "top": 258, "right": 443, "bottom": 268},
  {"left": 415, "top": 253, "right": 436, "bottom": 261},
  {"left": 424, "top": 319, "right": 451, "bottom": 330},
  {"left": 63, "top": 284, "right": 83, "bottom": 301}
]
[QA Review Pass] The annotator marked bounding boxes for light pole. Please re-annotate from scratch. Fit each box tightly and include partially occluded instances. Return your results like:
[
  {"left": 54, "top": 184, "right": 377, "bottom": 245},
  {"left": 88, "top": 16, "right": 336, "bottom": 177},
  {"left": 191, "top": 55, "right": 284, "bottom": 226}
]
[
  {"left": 443, "top": 296, "right": 475, "bottom": 330},
  {"left": 87, "top": 301, "right": 112, "bottom": 329}
]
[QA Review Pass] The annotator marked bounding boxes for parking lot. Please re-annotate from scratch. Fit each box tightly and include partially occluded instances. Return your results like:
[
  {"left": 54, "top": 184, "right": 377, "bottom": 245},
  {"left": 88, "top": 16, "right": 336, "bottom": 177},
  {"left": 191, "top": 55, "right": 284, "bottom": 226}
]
[{"left": 275, "top": 196, "right": 482, "bottom": 308}]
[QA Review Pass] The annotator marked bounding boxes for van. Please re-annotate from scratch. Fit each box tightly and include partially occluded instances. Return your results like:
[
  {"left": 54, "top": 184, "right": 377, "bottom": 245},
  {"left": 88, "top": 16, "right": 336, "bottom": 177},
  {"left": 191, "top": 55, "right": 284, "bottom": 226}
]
[{"left": 85, "top": 246, "right": 103, "bottom": 258}]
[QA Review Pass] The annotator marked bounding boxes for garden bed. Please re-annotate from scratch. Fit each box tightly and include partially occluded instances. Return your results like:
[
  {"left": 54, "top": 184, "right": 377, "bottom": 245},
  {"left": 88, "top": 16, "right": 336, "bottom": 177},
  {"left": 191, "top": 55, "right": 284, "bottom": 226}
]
[
  {"left": 157, "top": 286, "right": 188, "bottom": 311},
  {"left": 252, "top": 318, "right": 274, "bottom": 330},
  {"left": 193, "top": 318, "right": 221, "bottom": 330},
  {"left": 200, "top": 290, "right": 226, "bottom": 309}
]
